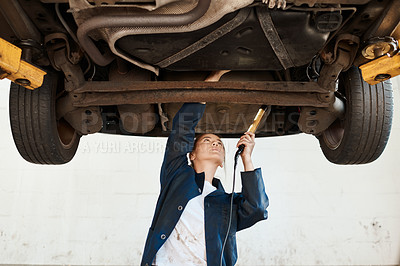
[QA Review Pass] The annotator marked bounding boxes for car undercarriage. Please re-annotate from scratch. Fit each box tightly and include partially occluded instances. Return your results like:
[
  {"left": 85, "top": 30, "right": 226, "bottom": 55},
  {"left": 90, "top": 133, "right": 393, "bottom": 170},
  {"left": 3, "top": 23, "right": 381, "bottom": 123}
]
[{"left": 0, "top": 0, "right": 399, "bottom": 164}]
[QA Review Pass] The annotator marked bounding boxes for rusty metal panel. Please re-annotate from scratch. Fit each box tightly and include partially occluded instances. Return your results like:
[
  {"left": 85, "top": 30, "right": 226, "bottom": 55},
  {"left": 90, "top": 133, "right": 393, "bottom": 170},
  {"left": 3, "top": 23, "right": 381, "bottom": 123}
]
[
  {"left": 71, "top": 80, "right": 329, "bottom": 107},
  {"left": 72, "top": 89, "right": 329, "bottom": 107},
  {"left": 74, "top": 81, "right": 327, "bottom": 93}
]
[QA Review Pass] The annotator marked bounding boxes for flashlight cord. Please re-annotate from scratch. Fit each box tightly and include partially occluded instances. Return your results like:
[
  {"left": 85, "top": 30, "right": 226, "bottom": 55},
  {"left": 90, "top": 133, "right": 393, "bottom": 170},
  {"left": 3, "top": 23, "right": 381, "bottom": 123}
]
[
  {"left": 219, "top": 144, "right": 244, "bottom": 266},
  {"left": 218, "top": 105, "right": 269, "bottom": 265}
]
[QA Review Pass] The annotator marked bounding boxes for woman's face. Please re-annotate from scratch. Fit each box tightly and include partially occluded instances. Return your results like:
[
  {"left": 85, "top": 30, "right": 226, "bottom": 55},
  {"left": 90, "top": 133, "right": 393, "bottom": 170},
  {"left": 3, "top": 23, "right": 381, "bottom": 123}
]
[{"left": 190, "top": 134, "right": 225, "bottom": 167}]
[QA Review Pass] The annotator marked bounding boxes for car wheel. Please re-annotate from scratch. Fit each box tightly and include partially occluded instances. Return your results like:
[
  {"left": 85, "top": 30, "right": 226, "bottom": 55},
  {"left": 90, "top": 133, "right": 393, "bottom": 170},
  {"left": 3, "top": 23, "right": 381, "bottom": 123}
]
[
  {"left": 318, "top": 66, "right": 393, "bottom": 164},
  {"left": 9, "top": 73, "right": 81, "bottom": 164}
]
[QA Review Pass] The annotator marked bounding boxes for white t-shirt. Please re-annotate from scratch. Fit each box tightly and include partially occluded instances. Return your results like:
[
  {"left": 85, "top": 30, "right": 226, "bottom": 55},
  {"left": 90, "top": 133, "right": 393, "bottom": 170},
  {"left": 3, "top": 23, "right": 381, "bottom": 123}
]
[{"left": 154, "top": 180, "right": 217, "bottom": 265}]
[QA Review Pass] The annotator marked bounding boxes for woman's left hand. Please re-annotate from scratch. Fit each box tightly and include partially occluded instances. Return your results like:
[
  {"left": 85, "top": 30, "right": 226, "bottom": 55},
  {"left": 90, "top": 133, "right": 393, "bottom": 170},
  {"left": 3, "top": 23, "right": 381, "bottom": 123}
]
[{"left": 236, "top": 131, "right": 255, "bottom": 161}]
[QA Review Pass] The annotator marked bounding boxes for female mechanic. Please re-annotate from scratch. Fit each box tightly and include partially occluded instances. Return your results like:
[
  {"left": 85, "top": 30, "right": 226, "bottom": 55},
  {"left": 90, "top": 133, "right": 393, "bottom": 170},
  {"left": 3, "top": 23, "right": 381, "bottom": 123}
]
[{"left": 141, "top": 102, "right": 269, "bottom": 266}]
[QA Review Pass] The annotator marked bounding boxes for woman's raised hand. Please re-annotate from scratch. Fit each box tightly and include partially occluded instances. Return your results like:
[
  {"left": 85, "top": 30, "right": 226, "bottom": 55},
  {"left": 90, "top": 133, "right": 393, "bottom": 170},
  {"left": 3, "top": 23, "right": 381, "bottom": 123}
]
[{"left": 236, "top": 131, "right": 255, "bottom": 171}]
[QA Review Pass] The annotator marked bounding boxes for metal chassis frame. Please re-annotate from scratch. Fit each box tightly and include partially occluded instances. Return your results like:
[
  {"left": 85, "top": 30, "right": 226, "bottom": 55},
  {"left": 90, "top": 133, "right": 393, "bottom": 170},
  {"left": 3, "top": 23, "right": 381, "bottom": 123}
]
[{"left": 69, "top": 80, "right": 333, "bottom": 108}]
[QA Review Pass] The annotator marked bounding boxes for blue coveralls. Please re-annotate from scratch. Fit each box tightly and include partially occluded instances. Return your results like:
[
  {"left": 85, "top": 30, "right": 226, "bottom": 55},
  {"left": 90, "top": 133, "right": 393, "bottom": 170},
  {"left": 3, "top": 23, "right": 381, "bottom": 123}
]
[{"left": 141, "top": 103, "right": 269, "bottom": 266}]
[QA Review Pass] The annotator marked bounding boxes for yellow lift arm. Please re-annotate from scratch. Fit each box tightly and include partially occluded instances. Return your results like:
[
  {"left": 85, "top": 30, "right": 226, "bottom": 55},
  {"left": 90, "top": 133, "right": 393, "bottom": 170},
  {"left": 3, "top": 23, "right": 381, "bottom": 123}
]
[
  {"left": 360, "top": 51, "right": 400, "bottom": 85},
  {"left": 0, "top": 37, "right": 46, "bottom": 90}
]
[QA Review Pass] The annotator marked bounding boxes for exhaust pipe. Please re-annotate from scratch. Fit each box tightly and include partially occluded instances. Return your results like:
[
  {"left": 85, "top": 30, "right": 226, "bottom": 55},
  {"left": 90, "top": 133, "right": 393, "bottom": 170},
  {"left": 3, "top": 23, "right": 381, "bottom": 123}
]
[{"left": 77, "top": 0, "right": 211, "bottom": 66}]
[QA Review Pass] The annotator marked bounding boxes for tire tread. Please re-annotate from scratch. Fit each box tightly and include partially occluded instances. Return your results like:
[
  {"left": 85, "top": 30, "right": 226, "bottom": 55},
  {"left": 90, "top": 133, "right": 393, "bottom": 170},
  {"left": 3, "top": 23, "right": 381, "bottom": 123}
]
[
  {"left": 319, "top": 66, "right": 393, "bottom": 165},
  {"left": 9, "top": 74, "right": 80, "bottom": 164}
]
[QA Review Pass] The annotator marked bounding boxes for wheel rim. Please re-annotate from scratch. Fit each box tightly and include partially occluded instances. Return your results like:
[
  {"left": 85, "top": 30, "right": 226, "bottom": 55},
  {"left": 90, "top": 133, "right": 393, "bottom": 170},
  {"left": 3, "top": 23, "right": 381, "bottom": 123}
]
[
  {"left": 55, "top": 76, "right": 79, "bottom": 150},
  {"left": 322, "top": 119, "right": 345, "bottom": 150},
  {"left": 57, "top": 118, "right": 78, "bottom": 149}
]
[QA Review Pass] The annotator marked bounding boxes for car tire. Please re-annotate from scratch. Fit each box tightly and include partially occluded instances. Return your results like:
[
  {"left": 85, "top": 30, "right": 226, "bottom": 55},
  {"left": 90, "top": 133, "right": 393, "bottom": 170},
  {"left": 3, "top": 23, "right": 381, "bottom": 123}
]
[
  {"left": 318, "top": 66, "right": 393, "bottom": 164},
  {"left": 9, "top": 73, "right": 81, "bottom": 164}
]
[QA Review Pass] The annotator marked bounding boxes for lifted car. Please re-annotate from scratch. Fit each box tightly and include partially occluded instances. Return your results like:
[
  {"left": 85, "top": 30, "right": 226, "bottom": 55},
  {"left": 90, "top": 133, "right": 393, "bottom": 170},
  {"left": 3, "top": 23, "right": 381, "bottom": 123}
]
[{"left": 0, "top": 0, "right": 398, "bottom": 164}]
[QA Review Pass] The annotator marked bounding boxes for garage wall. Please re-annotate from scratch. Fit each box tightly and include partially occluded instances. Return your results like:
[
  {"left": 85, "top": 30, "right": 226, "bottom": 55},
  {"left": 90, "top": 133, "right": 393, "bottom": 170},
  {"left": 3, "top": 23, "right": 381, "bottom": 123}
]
[{"left": 0, "top": 77, "right": 399, "bottom": 266}]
